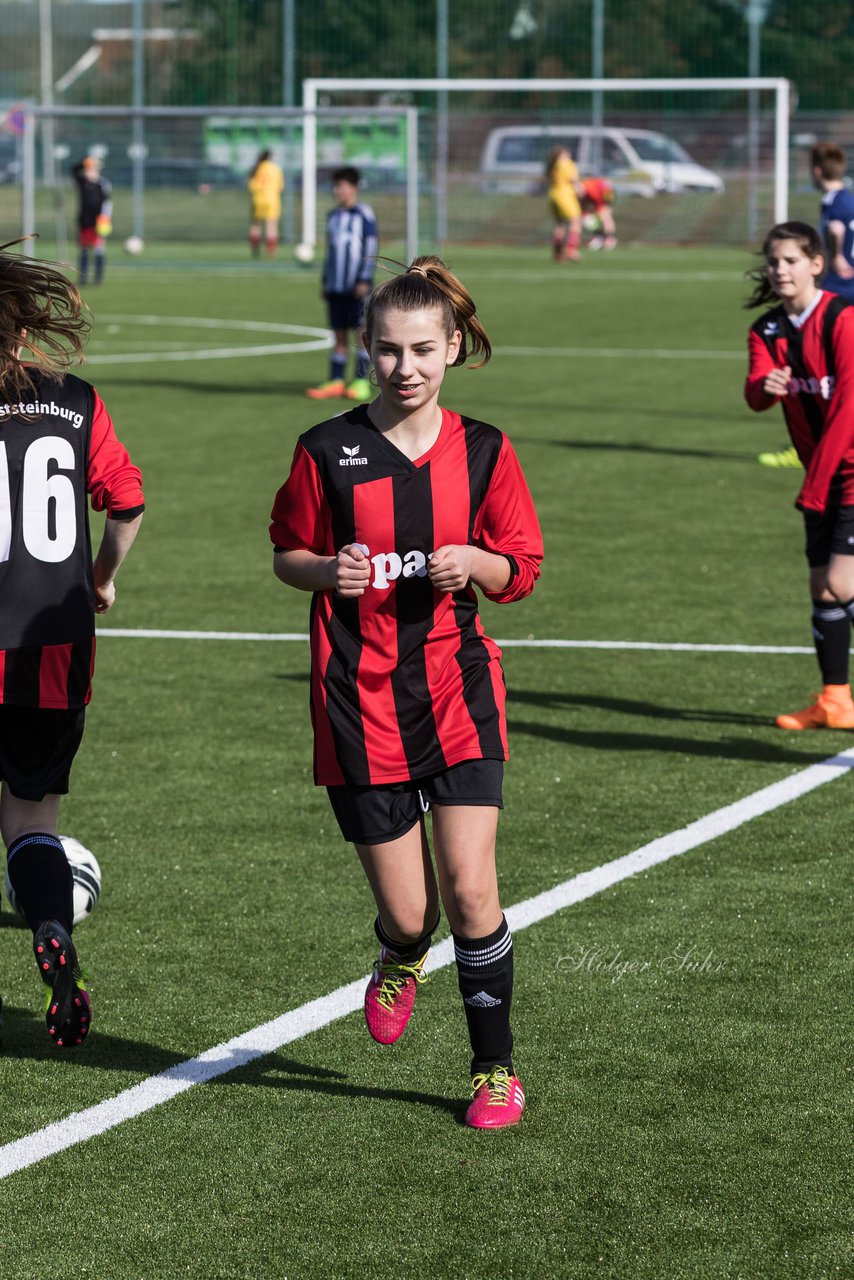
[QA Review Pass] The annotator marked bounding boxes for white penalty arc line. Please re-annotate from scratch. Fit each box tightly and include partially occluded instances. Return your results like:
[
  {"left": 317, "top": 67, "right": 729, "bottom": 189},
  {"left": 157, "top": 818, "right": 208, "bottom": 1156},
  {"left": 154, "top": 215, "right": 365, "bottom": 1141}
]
[
  {"left": 94, "top": 629, "right": 814, "bottom": 655},
  {"left": 83, "top": 314, "right": 334, "bottom": 365},
  {"left": 2, "top": 746, "right": 853, "bottom": 1181}
]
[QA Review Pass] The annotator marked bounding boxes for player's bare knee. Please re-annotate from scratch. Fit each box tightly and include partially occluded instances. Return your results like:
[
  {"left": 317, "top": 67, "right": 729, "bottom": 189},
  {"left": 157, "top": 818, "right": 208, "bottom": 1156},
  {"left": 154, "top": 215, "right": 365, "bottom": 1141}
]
[
  {"left": 445, "top": 884, "right": 494, "bottom": 935},
  {"left": 381, "top": 908, "right": 431, "bottom": 945}
]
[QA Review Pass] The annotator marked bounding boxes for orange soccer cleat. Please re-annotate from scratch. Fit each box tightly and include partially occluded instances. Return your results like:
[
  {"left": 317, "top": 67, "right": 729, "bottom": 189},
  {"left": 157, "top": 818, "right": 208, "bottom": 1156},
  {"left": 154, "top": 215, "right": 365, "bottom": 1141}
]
[
  {"left": 305, "top": 379, "right": 346, "bottom": 400},
  {"left": 775, "top": 684, "right": 854, "bottom": 730}
]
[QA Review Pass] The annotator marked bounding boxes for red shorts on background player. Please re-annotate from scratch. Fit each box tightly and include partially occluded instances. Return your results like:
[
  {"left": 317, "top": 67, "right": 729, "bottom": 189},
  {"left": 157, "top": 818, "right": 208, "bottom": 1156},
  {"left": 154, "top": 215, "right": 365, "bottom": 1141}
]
[{"left": 580, "top": 176, "right": 617, "bottom": 251}]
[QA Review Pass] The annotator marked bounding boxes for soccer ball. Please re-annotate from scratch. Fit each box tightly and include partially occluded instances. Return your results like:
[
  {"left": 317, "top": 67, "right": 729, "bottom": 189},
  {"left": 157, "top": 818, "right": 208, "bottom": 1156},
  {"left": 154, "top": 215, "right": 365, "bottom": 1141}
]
[
  {"left": 5, "top": 835, "right": 101, "bottom": 927},
  {"left": 294, "top": 242, "right": 315, "bottom": 265},
  {"left": 124, "top": 235, "right": 144, "bottom": 256}
]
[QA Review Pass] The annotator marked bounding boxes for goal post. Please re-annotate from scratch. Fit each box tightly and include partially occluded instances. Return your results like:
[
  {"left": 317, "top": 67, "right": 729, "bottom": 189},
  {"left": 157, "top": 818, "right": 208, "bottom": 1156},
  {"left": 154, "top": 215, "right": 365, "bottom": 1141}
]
[{"left": 302, "top": 77, "right": 792, "bottom": 251}]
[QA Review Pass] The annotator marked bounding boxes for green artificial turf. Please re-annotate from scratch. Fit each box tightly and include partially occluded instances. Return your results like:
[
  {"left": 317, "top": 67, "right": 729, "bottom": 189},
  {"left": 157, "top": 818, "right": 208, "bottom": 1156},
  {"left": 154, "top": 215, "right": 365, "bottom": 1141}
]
[{"left": 0, "top": 244, "right": 850, "bottom": 1279}]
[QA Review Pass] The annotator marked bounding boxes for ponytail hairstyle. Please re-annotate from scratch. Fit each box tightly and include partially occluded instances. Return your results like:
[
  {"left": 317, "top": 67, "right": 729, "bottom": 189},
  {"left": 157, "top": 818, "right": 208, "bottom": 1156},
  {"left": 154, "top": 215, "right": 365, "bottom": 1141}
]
[
  {"left": 744, "top": 221, "right": 825, "bottom": 309},
  {"left": 250, "top": 148, "right": 272, "bottom": 178},
  {"left": 0, "top": 238, "right": 90, "bottom": 403},
  {"left": 364, "top": 255, "right": 492, "bottom": 368}
]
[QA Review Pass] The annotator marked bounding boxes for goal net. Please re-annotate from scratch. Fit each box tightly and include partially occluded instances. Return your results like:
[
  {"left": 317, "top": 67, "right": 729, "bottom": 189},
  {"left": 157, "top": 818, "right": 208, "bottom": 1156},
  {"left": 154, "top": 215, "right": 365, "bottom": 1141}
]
[{"left": 301, "top": 77, "right": 792, "bottom": 251}]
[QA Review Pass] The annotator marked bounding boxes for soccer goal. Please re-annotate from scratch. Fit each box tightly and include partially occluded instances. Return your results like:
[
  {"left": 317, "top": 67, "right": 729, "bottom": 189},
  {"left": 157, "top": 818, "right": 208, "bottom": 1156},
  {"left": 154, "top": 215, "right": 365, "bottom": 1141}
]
[
  {"left": 302, "top": 77, "right": 792, "bottom": 250},
  {"left": 18, "top": 104, "right": 420, "bottom": 261}
]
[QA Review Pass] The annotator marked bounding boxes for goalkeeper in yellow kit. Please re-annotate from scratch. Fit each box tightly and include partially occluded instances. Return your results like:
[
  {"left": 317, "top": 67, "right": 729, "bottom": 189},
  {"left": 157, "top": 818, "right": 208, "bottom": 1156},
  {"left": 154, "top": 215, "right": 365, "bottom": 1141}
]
[{"left": 545, "top": 145, "right": 583, "bottom": 262}]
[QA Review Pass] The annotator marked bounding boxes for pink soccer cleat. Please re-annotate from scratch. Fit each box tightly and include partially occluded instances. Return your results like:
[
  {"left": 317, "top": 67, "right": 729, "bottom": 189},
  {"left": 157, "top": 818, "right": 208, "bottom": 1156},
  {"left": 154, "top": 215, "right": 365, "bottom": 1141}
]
[
  {"left": 364, "top": 947, "right": 428, "bottom": 1045},
  {"left": 465, "top": 1066, "right": 525, "bottom": 1129}
]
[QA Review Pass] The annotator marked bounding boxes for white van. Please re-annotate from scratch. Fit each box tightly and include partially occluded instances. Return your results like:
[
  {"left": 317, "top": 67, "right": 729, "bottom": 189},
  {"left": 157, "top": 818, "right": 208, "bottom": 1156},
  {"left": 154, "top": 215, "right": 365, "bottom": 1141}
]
[{"left": 480, "top": 125, "right": 724, "bottom": 197}]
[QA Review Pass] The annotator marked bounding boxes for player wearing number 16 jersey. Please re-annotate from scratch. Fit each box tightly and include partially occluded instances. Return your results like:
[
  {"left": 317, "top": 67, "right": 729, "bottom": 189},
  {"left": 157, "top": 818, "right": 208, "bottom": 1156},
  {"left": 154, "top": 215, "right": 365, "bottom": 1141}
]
[
  {"left": 0, "top": 241, "right": 144, "bottom": 1048},
  {"left": 272, "top": 256, "right": 542, "bottom": 1128}
]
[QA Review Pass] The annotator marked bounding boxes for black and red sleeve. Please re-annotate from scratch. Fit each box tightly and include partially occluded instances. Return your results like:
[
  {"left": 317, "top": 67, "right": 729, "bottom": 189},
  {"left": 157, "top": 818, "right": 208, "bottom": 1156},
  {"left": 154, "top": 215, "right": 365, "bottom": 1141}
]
[
  {"left": 473, "top": 436, "right": 543, "bottom": 604},
  {"left": 269, "top": 441, "right": 332, "bottom": 554},
  {"left": 87, "top": 390, "right": 144, "bottom": 519}
]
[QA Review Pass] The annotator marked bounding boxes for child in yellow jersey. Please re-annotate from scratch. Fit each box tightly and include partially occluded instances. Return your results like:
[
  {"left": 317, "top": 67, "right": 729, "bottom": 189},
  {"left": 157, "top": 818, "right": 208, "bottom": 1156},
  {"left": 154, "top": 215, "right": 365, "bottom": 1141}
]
[
  {"left": 247, "top": 149, "right": 285, "bottom": 258},
  {"left": 545, "top": 146, "right": 583, "bottom": 262}
]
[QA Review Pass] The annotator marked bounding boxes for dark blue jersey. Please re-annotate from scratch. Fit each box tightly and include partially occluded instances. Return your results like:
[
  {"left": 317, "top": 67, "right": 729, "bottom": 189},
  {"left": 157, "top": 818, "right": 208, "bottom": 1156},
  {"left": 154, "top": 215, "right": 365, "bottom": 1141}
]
[
  {"left": 820, "top": 187, "right": 854, "bottom": 300},
  {"left": 322, "top": 202, "right": 378, "bottom": 295}
]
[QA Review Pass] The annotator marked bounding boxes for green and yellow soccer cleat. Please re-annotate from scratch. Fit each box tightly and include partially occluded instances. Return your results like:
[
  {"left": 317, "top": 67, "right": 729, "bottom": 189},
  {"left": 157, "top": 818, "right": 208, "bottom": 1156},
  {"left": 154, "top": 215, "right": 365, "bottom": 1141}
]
[{"left": 345, "top": 378, "right": 372, "bottom": 402}]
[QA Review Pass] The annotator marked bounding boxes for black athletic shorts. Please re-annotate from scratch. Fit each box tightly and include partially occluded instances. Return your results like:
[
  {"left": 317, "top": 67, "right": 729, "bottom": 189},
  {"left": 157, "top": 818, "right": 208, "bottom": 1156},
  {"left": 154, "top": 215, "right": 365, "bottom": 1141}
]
[
  {"left": 326, "top": 291, "right": 367, "bottom": 332},
  {"left": 327, "top": 758, "right": 504, "bottom": 846},
  {"left": 803, "top": 503, "right": 854, "bottom": 567},
  {"left": 0, "top": 705, "right": 86, "bottom": 801}
]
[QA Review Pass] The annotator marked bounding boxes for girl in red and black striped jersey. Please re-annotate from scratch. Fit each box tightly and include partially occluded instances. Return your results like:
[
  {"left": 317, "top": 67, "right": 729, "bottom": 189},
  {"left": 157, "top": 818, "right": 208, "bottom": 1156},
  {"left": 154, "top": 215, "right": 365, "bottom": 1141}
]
[
  {"left": 271, "top": 256, "right": 543, "bottom": 1127},
  {"left": 746, "top": 221, "right": 854, "bottom": 730},
  {"left": 0, "top": 241, "right": 144, "bottom": 1047}
]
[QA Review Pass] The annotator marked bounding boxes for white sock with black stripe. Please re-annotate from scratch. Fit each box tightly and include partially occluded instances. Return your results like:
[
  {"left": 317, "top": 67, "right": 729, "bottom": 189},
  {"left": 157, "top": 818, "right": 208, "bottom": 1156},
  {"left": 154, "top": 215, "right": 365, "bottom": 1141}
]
[{"left": 453, "top": 914, "right": 514, "bottom": 1075}]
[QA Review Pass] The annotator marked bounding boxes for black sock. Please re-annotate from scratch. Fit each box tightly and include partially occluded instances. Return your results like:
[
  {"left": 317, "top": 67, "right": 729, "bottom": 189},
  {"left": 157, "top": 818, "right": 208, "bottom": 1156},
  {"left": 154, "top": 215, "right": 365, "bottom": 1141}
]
[
  {"left": 374, "top": 913, "right": 439, "bottom": 966},
  {"left": 811, "top": 599, "right": 851, "bottom": 685},
  {"left": 454, "top": 915, "right": 514, "bottom": 1076},
  {"left": 6, "top": 833, "right": 73, "bottom": 933}
]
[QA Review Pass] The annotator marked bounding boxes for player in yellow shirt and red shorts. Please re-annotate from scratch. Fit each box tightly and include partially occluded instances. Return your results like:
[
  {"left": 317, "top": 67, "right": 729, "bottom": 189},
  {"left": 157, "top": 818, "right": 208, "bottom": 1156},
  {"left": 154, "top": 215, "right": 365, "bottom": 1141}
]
[
  {"left": 545, "top": 146, "right": 583, "bottom": 262},
  {"left": 247, "top": 149, "right": 285, "bottom": 258}
]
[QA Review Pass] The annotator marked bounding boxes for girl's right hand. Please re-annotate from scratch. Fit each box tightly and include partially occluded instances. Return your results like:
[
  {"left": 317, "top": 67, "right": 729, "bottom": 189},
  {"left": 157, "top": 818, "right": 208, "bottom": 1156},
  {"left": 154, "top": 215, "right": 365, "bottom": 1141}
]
[
  {"left": 333, "top": 544, "right": 372, "bottom": 596},
  {"left": 763, "top": 365, "right": 792, "bottom": 397}
]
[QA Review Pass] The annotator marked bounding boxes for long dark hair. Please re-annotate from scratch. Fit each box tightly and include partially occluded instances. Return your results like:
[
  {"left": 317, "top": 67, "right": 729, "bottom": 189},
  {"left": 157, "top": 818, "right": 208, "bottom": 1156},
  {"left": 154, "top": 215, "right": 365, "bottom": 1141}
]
[
  {"left": 744, "top": 221, "right": 825, "bottom": 309},
  {"left": 250, "top": 149, "right": 272, "bottom": 178},
  {"left": 364, "top": 256, "right": 491, "bottom": 368},
  {"left": 0, "top": 238, "right": 90, "bottom": 404}
]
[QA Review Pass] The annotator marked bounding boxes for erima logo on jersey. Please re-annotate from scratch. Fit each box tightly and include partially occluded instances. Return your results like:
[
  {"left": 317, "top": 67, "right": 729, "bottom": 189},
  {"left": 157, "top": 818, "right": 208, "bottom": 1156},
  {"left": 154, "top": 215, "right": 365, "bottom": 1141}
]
[
  {"left": 339, "top": 444, "right": 367, "bottom": 466},
  {"left": 351, "top": 543, "right": 432, "bottom": 589},
  {"left": 763, "top": 320, "right": 779, "bottom": 336},
  {"left": 464, "top": 991, "right": 502, "bottom": 1008},
  {"left": 789, "top": 374, "right": 835, "bottom": 400}
]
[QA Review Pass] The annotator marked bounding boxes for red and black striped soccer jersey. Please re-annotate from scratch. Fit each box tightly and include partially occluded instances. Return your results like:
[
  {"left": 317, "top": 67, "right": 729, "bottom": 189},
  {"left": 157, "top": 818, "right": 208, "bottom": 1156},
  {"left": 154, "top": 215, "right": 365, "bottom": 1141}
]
[
  {"left": 746, "top": 291, "right": 854, "bottom": 512},
  {"left": 0, "top": 370, "right": 144, "bottom": 708},
  {"left": 270, "top": 405, "right": 544, "bottom": 786}
]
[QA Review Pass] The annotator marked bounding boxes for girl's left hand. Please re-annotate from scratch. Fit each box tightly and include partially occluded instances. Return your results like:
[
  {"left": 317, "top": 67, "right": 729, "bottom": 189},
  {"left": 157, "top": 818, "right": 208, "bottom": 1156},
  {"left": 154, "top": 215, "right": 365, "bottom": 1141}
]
[{"left": 428, "top": 544, "right": 474, "bottom": 593}]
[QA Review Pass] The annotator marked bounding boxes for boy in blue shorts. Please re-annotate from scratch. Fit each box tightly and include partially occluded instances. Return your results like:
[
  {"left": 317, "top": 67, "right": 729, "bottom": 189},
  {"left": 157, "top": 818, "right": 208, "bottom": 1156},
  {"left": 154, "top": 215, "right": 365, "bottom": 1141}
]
[{"left": 306, "top": 166, "right": 379, "bottom": 403}]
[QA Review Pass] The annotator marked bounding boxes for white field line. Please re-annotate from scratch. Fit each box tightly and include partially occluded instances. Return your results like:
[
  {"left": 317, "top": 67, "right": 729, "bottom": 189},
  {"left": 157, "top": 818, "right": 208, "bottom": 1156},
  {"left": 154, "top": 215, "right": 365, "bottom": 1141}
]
[
  {"left": 2, "top": 746, "right": 853, "bottom": 1181},
  {"left": 493, "top": 345, "right": 741, "bottom": 360},
  {"left": 79, "top": 311, "right": 742, "bottom": 366},
  {"left": 466, "top": 270, "right": 739, "bottom": 284},
  {"left": 113, "top": 267, "right": 737, "bottom": 285},
  {"left": 83, "top": 314, "right": 333, "bottom": 365},
  {"left": 94, "top": 628, "right": 813, "bottom": 655}
]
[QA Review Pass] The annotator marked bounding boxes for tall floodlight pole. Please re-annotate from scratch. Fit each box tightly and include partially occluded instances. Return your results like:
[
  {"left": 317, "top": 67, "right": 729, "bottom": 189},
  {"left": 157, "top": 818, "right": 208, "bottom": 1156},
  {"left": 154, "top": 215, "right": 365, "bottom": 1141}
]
[
  {"left": 591, "top": 0, "right": 604, "bottom": 173},
  {"left": 38, "top": 0, "right": 56, "bottom": 187},
  {"left": 746, "top": 0, "right": 771, "bottom": 240},
  {"left": 436, "top": 0, "right": 449, "bottom": 245},
  {"left": 282, "top": 0, "right": 296, "bottom": 243},
  {"left": 131, "top": 0, "right": 145, "bottom": 240}
]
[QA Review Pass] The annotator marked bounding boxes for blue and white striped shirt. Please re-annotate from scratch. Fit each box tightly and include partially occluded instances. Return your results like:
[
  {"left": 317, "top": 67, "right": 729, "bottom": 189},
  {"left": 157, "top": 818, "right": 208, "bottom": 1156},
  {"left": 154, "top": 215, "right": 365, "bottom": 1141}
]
[{"left": 322, "top": 202, "right": 378, "bottom": 294}]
